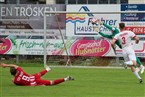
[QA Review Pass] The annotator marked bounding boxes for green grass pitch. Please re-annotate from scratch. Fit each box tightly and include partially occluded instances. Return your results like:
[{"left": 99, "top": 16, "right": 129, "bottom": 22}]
[{"left": 0, "top": 67, "right": 144, "bottom": 97}]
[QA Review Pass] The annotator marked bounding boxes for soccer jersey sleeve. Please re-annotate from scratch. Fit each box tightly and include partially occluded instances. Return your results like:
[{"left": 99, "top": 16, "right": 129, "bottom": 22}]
[
  {"left": 99, "top": 32, "right": 113, "bottom": 39},
  {"left": 129, "top": 31, "right": 136, "bottom": 39},
  {"left": 103, "top": 23, "right": 113, "bottom": 30},
  {"left": 16, "top": 67, "right": 23, "bottom": 72}
]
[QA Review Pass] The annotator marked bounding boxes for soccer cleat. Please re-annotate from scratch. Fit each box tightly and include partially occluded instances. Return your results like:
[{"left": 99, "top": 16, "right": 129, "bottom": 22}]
[
  {"left": 44, "top": 65, "right": 51, "bottom": 71},
  {"left": 65, "top": 76, "right": 74, "bottom": 81},
  {"left": 140, "top": 65, "right": 144, "bottom": 74},
  {"left": 139, "top": 79, "right": 143, "bottom": 84}
]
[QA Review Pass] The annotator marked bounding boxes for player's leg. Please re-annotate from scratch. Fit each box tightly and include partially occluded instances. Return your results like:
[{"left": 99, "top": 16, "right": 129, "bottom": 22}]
[
  {"left": 125, "top": 52, "right": 144, "bottom": 73},
  {"left": 37, "top": 69, "right": 48, "bottom": 76},
  {"left": 136, "top": 57, "right": 144, "bottom": 74},
  {"left": 130, "top": 65, "right": 143, "bottom": 83},
  {"left": 51, "top": 76, "right": 74, "bottom": 85},
  {"left": 128, "top": 53, "right": 143, "bottom": 83},
  {"left": 136, "top": 57, "right": 142, "bottom": 66},
  {"left": 126, "top": 61, "right": 143, "bottom": 83},
  {"left": 122, "top": 48, "right": 143, "bottom": 83},
  {"left": 122, "top": 52, "right": 129, "bottom": 69},
  {"left": 115, "top": 40, "right": 122, "bottom": 49},
  {"left": 34, "top": 66, "right": 51, "bottom": 77},
  {"left": 37, "top": 79, "right": 65, "bottom": 86},
  {"left": 38, "top": 76, "right": 74, "bottom": 86},
  {"left": 124, "top": 49, "right": 136, "bottom": 66}
]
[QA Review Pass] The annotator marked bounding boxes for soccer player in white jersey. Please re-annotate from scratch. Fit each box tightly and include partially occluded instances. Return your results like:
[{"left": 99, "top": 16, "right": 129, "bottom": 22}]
[{"left": 111, "top": 23, "right": 143, "bottom": 83}]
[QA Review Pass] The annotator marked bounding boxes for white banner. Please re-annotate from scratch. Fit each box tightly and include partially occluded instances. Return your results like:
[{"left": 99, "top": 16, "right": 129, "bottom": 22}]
[
  {"left": 66, "top": 5, "right": 120, "bottom": 37},
  {"left": 1, "top": 38, "right": 145, "bottom": 57}
]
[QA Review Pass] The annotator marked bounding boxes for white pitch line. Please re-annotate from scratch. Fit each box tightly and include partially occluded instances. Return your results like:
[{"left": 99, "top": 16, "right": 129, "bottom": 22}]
[{"left": 48, "top": 65, "right": 127, "bottom": 69}]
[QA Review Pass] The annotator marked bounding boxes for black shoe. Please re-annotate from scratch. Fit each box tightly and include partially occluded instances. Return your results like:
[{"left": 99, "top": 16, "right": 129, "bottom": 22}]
[{"left": 139, "top": 79, "right": 143, "bottom": 83}]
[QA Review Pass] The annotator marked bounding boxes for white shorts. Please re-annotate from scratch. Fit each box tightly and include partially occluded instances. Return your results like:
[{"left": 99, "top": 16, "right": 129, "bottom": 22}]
[{"left": 122, "top": 46, "right": 136, "bottom": 62}]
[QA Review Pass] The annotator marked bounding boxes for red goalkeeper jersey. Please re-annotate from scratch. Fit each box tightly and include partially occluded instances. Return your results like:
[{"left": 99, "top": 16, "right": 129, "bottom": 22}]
[{"left": 13, "top": 67, "right": 37, "bottom": 86}]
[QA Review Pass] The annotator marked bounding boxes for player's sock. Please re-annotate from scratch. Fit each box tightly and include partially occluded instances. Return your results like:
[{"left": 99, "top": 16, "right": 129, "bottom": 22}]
[
  {"left": 38, "top": 70, "right": 48, "bottom": 76},
  {"left": 44, "top": 65, "right": 51, "bottom": 71},
  {"left": 133, "top": 70, "right": 142, "bottom": 80},
  {"left": 64, "top": 76, "right": 74, "bottom": 81},
  {"left": 52, "top": 78, "right": 65, "bottom": 85}
]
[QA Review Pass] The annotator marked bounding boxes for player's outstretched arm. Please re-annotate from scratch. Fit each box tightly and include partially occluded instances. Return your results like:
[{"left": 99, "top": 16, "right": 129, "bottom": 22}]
[
  {"left": 99, "top": 32, "right": 113, "bottom": 39},
  {"left": 0, "top": 63, "right": 18, "bottom": 69},
  {"left": 103, "top": 23, "right": 113, "bottom": 31}
]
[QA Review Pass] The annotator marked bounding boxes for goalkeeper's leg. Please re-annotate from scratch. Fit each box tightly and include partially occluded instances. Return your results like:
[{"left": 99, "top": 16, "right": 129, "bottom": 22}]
[
  {"left": 136, "top": 57, "right": 144, "bottom": 74},
  {"left": 34, "top": 66, "right": 51, "bottom": 77},
  {"left": 38, "top": 76, "right": 74, "bottom": 86}
]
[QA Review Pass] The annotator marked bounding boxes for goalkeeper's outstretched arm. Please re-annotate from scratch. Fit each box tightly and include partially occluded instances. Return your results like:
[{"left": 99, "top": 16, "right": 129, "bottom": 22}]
[
  {"left": 99, "top": 31, "right": 113, "bottom": 39},
  {"left": 103, "top": 23, "right": 114, "bottom": 31},
  {"left": 0, "top": 63, "right": 18, "bottom": 69}
]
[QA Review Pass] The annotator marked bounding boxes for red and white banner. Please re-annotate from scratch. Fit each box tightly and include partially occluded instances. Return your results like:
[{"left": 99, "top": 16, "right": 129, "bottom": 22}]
[
  {"left": 125, "top": 27, "right": 145, "bottom": 34},
  {"left": 0, "top": 38, "right": 145, "bottom": 57}
]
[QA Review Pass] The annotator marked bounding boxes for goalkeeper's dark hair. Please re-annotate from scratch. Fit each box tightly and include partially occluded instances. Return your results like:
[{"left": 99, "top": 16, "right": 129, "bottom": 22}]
[
  {"left": 119, "top": 23, "right": 125, "bottom": 30},
  {"left": 10, "top": 67, "right": 17, "bottom": 76}
]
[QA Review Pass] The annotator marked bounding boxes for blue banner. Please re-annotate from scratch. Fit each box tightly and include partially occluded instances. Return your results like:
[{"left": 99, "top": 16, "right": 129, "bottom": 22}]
[
  {"left": 121, "top": 4, "right": 145, "bottom": 11},
  {"left": 121, "top": 4, "right": 145, "bottom": 21}
]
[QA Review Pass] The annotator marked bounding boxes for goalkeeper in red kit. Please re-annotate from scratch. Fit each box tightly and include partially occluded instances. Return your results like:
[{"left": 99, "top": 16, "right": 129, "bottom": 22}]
[{"left": 0, "top": 63, "right": 74, "bottom": 86}]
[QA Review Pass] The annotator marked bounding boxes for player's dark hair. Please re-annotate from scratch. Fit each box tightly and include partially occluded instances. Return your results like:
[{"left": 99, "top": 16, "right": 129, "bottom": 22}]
[
  {"left": 119, "top": 23, "right": 125, "bottom": 29},
  {"left": 10, "top": 67, "right": 17, "bottom": 76}
]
